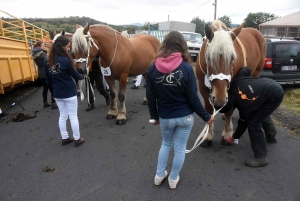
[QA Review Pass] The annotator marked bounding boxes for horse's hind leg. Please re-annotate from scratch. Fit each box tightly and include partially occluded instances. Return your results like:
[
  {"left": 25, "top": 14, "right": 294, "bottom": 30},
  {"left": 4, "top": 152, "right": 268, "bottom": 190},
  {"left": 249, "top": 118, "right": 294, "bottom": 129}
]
[
  {"left": 142, "top": 73, "right": 147, "bottom": 105},
  {"left": 116, "top": 76, "right": 127, "bottom": 125},
  {"left": 106, "top": 78, "right": 118, "bottom": 120}
]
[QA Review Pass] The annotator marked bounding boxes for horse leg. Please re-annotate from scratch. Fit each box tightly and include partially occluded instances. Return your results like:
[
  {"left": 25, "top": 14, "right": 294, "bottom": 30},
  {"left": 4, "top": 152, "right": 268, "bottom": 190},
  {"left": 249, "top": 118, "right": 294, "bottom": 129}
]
[
  {"left": 106, "top": 78, "right": 118, "bottom": 119},
  {"left": 199, "top": 87, "right": 215, "bottom": 148},
  {"left": 142, "top": 73, "right": 147, "bottom": 105},
  {"left": 220, "top": 109, "right": 234, "bottom": 145},
  {"left": 115, "top": 76, "right": 127, "bottom": 125}
]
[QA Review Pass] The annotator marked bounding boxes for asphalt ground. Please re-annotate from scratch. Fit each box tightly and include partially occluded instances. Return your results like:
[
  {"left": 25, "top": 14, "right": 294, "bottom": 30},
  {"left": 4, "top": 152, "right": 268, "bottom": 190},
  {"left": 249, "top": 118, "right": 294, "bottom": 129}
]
[{"left": 0, "top": 79, "right": 300, "bottom": 201}]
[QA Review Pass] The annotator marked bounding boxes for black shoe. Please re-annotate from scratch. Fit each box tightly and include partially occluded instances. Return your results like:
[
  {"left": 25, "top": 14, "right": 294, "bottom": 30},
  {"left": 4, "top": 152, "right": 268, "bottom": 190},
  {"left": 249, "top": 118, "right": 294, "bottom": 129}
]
[
  {"left": 44, "top": 102, "right": 51, "bottom": 108},
  {"left": 52, "top": 103, "right": 58, "bottom": 109},
  {"left": 266, "top": 136, "right": 277, "bottom": 143},
  {"left": 61, "top": 137, "right": 75, "bottom": 145},
  {"left": 75, "top": 138, "right": 85, "bottom": 147},
  {"left": 131, "top": 85, "right": 139, "bottom": 89},
  {"left": 245, "top": 157, "right": 269, "bottom": 167},
  {"left": 86, "top": 104, "right": 94, "bottom": 111}
]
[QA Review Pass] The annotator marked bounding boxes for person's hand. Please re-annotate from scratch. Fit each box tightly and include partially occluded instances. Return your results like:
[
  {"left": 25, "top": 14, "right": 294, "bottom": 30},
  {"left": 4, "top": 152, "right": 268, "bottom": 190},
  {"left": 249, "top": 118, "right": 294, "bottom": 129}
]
[
  {"left": 150, "top": 119, "right": 159, "bottom": 125},
  {"left": 225, "top": 136, "right": 235, "bottom": 144},
  {"left": 206, "top": 115, "right": 215, "bottom": 124}
]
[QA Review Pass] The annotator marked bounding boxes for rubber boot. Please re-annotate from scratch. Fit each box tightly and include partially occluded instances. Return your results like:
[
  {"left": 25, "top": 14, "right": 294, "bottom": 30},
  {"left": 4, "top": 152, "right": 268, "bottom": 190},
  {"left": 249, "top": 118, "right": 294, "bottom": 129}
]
[{"left": 245, "top": 157, "right": 269, "bottom": 167}]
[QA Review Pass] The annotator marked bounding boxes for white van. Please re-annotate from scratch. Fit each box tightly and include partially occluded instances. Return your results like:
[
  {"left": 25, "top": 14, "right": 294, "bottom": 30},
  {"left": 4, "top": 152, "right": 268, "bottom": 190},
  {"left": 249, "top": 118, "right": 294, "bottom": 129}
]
[{"left": 179, "top": 31, "right": 203, "bottom": 61}]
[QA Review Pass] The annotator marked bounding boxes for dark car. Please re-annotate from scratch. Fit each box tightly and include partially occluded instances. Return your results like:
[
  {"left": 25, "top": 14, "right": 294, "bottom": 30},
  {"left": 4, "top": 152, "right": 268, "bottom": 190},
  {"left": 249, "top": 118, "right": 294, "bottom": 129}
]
[{"left": 259, "top": 38, "right": 300, "bottom": 85}]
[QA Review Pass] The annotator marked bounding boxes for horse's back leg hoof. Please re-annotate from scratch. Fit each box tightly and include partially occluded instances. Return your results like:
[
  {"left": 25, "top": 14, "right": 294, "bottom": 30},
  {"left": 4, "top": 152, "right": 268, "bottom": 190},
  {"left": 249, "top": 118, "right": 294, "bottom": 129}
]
[
  {"left": 106, "top": 115, "right": 117, "bottom": 120},
  {"left": 143, "top": 100, "right": 148, "bottom": 105},
  {"left": 200, "top": 140, "right": 213, "bottom": 148},
  {"left": 116, "top": 119, "right": 126, "bottom": 125}
]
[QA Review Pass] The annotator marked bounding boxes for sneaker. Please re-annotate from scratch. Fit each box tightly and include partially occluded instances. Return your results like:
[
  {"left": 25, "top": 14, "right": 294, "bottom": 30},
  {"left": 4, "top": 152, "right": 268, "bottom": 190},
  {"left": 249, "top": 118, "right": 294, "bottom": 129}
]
[
  {"left": 168, "top": 175, "right": 180, "bottom": 189},
  {"left": 75, "top": 138, "right": 85, "bottom": 147},
  {"left": 44, "top": 102, "right": 51, "bottom": 108},
  {"left": 52, "top": 103, "right": 58, "bottom": 109},
  {"left": 131, "top": 85, "right": 139, "bottom": 89},
  {"left": 154, "top": 170, "right": 168, "bottom": 186},
  {"left": 61, "top": 137, "right": 75, "bottom": 145},
  {"left": 245, "top": 157, "right": 269, "bottom": 167}
]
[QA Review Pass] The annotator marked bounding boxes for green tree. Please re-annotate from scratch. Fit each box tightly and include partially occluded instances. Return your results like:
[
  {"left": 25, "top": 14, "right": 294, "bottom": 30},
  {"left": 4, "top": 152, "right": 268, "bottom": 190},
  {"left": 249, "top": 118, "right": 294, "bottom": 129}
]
[
  {"left": 191, "top": 17, "right": 205, "bottom": 36},
  {"left": 141, "top": 22, "right": 151, "bottom": 30},
  {"left": 244, "top": 12, "right": 277, "bottom": 29},
  {"left": 218, "top": 15, "right": 232, "bottom": 28}
]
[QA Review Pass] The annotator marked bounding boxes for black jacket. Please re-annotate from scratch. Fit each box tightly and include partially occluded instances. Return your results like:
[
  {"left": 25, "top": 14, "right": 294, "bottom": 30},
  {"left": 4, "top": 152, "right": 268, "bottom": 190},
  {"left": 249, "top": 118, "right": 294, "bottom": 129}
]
[
  {"left": 221, "top": 67, "right": 283, "bottom": 121},
  {"left": 32, "top": 48, "right": 47, "bottom": 79}
]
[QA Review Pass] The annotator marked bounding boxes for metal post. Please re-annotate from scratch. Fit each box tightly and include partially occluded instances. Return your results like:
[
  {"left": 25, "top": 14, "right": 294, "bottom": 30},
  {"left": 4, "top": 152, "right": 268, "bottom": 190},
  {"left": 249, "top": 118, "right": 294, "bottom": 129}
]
[{"left": 214, "top": 0, "right": 217, "bottom": 20}]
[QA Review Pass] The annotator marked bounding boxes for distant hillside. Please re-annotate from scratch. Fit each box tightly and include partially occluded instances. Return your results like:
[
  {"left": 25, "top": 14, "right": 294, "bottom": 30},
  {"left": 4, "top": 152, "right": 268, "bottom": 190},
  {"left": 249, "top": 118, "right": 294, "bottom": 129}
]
[{"left": 5, "top": 16, "right": 141, "bottom": 39}]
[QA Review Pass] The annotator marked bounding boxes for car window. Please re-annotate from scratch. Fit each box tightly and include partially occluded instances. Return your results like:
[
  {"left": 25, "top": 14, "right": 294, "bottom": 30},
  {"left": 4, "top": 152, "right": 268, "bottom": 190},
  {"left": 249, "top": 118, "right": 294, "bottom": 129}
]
[
  {"left": 181, "top": 33, "right": 202, "bottom": 43},
  {"left": 272, "top": 43, "right": 300, "bottom": 58}
]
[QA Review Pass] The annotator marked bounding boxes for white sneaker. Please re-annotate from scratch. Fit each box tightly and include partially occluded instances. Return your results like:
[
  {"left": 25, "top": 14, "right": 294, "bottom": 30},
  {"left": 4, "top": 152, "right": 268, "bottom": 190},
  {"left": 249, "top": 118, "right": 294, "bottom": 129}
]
[
  {"left": 154, "top": 170, "right": 168, "bottom": 186},
  {"left": 168, "top": 175, "right": 180, "bottom": 189}
]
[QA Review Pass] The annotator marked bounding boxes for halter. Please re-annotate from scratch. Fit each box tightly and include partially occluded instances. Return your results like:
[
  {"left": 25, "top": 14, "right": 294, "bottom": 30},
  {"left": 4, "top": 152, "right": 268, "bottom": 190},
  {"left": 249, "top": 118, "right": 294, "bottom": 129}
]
[{"left": 198, "top": 43, "right": 233, "bottom": 89}]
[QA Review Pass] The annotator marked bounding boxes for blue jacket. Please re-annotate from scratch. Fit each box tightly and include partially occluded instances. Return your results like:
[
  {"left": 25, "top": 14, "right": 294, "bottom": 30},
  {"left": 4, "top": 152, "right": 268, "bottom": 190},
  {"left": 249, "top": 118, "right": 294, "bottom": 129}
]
[
  {"left": 146, "top": 61, "right": 211, "bottom": 122},
  {"left": 44, "top": 56, "right": 84, "bottom": 99}
]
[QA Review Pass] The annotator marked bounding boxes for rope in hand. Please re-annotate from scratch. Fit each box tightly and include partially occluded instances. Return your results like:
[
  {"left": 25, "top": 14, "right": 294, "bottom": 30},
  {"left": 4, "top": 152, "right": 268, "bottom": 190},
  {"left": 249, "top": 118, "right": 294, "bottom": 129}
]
[{"left": 185, "top": 99, "right": 226, "bottom": 153}]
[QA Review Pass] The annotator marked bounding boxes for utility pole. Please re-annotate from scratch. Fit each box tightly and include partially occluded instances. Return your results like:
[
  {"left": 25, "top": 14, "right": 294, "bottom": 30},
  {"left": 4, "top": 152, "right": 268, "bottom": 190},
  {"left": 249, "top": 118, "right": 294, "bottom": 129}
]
[{"left": 213, "top": 0, "right": 217, "bottom": 20}]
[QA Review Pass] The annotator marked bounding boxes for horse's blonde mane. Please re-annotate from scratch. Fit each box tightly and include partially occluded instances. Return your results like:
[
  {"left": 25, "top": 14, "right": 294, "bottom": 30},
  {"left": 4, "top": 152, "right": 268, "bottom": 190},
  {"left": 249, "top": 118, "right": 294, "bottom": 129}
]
[
  {"left": 206, "top": 29, "right": 237, "bottom": 70},
  {"left": 72, "top": 27, "right": 88, "bottom": 54}
]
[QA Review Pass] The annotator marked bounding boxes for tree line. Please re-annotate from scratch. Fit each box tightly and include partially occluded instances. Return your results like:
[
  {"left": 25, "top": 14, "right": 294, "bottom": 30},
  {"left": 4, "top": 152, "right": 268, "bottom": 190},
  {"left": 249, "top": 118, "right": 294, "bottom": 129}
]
[{"left": 2, "top": 12, "right": 277, "bottom": 39}]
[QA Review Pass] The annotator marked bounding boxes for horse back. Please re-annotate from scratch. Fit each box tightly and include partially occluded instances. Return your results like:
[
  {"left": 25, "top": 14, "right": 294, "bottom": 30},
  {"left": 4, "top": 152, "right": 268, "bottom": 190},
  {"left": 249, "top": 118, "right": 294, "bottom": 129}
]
[{"left": 233, "top": 28, "right": 266, "bottom": 77}]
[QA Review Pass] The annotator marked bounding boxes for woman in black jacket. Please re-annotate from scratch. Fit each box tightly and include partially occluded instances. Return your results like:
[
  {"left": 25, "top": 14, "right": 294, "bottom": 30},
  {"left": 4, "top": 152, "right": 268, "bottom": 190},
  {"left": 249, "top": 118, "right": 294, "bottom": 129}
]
[{"left": 32, "top": 41, "right": 57, "bottom": 109}]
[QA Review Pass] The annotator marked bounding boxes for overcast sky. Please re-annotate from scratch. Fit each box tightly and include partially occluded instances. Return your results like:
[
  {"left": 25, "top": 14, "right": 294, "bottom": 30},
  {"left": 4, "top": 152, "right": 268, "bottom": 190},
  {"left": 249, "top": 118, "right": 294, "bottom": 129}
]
[{"left": 1, "top": 0, "right": 299, "bottom": 25}]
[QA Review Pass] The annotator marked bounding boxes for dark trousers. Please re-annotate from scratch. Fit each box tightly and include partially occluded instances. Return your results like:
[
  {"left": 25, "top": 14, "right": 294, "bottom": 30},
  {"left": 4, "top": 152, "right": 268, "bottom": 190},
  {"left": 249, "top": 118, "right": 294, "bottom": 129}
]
[
  {"left": 247, "top": 89, "right": 284, "bottom": 158},
  {"left": 41, "top": 78, "right": 55, "bottom": 104},
  {"left": 87, "top": 72, "right": 109, "bottom": 105}
]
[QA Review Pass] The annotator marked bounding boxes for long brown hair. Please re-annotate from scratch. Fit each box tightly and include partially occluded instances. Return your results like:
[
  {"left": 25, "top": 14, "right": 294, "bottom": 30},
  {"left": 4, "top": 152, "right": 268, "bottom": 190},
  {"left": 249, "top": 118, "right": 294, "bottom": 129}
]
[
  {"left": 155, "top": 31, "right": 191, "bottom": 63},
  {"left": 47, "top": 36, "right": 74, "bottom": 69}
]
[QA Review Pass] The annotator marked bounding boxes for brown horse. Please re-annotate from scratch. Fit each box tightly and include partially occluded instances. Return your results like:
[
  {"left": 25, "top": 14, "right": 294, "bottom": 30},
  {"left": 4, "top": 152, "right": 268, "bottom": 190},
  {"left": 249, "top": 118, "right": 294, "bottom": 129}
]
[
  {"left": 72, "top": 23, "right": 160, "bottom": 125},
  {"left": 195, "top": 20, "right": 266, "bottom": 147}
]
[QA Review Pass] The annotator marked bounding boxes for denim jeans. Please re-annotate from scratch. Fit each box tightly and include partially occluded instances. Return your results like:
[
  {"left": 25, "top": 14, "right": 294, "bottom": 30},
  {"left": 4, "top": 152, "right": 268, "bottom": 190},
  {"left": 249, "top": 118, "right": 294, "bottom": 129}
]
[
  {"left": 55, "top": 96, "right": 81, "bottom": 140},
  {"left": 157, "top": 114, "right": 194, "bottom": 180}
]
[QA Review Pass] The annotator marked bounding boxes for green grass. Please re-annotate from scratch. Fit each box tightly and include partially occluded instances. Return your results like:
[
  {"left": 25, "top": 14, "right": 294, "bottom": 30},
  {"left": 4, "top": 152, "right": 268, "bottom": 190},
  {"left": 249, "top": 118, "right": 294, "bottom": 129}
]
[{"left": 281, "top": 88, "right": 300, "bottom": 115}]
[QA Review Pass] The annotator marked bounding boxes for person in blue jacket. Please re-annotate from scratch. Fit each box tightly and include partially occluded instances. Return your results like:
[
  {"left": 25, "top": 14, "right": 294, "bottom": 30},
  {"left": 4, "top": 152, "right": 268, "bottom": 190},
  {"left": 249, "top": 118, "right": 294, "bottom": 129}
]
[
  {"left": 45, "top": 36, "right": 85, "bottom": 147},
  {"left": 146, "top": 31, "right": 215, "bottom": 189}
]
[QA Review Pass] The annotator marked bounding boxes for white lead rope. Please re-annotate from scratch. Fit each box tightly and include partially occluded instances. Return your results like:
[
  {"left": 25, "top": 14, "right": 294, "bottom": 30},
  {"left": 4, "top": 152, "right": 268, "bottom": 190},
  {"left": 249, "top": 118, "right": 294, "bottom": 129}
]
[
  {"left": 78, "top": 76, "right": 95, "bottom": 104},
  {"left": 185, "top": 100, "right": 226, "bottom": 153}
]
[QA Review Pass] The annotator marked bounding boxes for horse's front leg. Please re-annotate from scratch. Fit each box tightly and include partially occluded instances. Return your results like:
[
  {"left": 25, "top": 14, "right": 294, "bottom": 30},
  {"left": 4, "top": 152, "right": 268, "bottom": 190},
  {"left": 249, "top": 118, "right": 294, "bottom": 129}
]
[
  {"left": 105, "top": 78, "right": 118, "bottom": 120},
  {"left": 199, "top": 87, "right": 214, "bottom": 148},
  {"left": 220, "top": 109, "right": 234, "bottom": 145},
  {"left": 116, "top": 76, "right": 127, "bottom": 125}
]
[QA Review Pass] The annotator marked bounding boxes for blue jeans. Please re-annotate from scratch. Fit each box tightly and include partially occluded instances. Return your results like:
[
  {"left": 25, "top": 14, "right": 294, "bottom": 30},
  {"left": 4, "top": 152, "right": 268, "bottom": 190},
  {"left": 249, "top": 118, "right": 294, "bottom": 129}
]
[{"left": 157, "top": 114, "right": 194, "bottom": 180}]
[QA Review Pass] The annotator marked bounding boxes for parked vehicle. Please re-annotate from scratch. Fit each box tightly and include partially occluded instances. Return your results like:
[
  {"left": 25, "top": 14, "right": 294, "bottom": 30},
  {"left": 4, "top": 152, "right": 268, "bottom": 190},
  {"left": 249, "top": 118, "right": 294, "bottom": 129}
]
[
  {"left": 179, "top": 31, "right": 203, "bottom": 61},
  {"left": 260, "top": 38, "right": 300, "bottom": 85}
]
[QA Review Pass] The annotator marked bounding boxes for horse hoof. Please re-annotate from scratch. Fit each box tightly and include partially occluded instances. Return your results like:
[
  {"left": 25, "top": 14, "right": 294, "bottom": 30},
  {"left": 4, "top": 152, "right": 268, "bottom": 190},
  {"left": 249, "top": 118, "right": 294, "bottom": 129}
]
[
  {"left": 200, "top": 140, "right": 213, "bottom": 148},
  {"left": 220, "top": 137, "right": 232, "bottom": 146},
  {"left": 106, "top": 115, "right": 116, "bottom": 120},
  {"left": 116, "top": 119, "right": 126, "bottom": 125},
  {"left": 142, "top": 101, "right": 148, "bottom": 105}
]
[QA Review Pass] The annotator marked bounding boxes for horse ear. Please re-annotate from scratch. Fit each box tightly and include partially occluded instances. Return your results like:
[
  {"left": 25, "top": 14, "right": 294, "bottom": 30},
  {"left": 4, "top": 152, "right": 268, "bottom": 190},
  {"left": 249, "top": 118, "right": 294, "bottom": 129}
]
[
  {"left": 61, "top": 30, "right": 65, "bottom": 36},
  {"left": 231, "top": 23, "right": 244, "bottom": 41},
  {"left": 83, "top": 23, "right": 90, "bottom": 35},
  {"left": 205, "top": 24, "right": 214, "bottom": 42}
]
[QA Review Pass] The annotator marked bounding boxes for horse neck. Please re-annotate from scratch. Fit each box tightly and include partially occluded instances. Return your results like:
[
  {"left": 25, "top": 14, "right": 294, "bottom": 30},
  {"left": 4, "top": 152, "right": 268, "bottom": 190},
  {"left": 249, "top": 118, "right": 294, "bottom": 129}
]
[{"left": 90, "top": 26, "right": 119, "bottom": 63}]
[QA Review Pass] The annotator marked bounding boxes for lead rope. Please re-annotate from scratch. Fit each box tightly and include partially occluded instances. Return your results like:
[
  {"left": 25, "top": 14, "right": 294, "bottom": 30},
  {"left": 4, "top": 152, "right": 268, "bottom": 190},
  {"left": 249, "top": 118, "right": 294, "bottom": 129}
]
[{"left": 185, "top": 99, "right": 227, "bottom": 153}]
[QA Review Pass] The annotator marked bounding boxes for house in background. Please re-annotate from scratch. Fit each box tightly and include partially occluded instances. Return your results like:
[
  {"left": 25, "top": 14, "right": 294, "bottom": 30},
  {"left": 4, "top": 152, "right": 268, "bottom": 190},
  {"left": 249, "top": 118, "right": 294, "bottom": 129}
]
[{"left": 259, "top": 11, "right": 300, "bottom": 38}]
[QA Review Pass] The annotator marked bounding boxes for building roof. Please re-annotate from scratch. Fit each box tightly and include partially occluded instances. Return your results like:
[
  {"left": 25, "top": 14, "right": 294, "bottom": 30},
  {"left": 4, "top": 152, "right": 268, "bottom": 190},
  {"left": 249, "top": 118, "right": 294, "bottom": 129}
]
[{"left": 259, "top": 11, "right": 300, "bottom": 26}]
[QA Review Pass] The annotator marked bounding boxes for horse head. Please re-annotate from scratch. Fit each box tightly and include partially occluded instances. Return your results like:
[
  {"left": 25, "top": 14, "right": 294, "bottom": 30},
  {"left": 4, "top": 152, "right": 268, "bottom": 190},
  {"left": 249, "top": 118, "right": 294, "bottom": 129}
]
[
  {"left": 203, "top": 20, "right": 243, "bottom": 108},
  {"left": 72, "top": 23, "right": 98, "bottom": 74}
]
